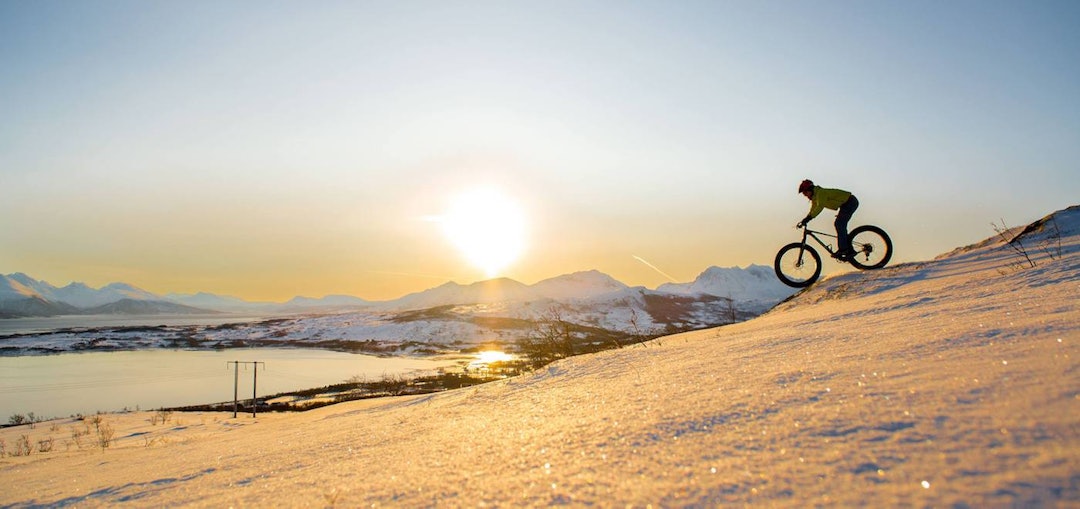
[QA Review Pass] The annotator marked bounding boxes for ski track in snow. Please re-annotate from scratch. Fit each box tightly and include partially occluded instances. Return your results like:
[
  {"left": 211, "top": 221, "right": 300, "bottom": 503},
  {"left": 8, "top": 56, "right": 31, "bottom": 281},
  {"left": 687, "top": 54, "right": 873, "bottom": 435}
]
[{"left": 1, "top": 207, "right": 1078, "bottom": 507}]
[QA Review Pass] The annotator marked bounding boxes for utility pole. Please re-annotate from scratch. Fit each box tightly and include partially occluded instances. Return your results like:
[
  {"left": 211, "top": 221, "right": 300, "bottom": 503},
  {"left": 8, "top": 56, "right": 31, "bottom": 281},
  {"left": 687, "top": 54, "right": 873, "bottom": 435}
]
[
  {"left": 228, "top": 361, "right": 266, "bottom": 418},
  {"left": 252, "top": 362, "right": 260, "bottom": 418}
]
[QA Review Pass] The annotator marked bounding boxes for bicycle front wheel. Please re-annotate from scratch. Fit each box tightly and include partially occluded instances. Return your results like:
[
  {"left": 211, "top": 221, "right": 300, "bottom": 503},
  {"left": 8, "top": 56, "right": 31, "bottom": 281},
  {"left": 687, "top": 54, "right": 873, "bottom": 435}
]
[
  {"left": 774, "top": 242, "right": 822, "bottom": 287},
  {"left": 848, "top": 225, "right": 893, "bottom": 270}
]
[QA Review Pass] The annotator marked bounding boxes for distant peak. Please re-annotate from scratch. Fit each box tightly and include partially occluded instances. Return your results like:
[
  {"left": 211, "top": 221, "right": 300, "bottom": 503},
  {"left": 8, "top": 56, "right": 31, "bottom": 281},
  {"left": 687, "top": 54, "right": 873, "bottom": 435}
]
[
  {"left": 9, "top": 273, "right": 36, "bottom": 283},
  {"left": 104, "top": 282, "right": 137, "bottom": 290},
  {"left": 473, "top": 277, "right": 526, "bottom": 287}
]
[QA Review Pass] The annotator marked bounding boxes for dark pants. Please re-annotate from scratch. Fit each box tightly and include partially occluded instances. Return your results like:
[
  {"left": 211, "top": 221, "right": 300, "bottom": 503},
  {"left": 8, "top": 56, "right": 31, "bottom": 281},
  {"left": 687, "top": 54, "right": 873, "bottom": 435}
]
[{"left": 835, "top": 195, "right": 859, "bottom": 254}]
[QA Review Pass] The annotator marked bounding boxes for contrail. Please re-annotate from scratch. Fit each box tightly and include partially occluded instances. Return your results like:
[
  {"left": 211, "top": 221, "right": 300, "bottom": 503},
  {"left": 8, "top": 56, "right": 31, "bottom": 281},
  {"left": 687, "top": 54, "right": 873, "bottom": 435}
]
[{"left": 632, "top": 255, "right": 678, "bottom": 282}]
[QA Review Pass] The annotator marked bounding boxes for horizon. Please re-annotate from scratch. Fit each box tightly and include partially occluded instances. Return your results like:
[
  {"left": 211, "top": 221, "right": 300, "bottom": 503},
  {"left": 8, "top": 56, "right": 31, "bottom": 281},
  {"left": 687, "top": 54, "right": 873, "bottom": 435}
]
[
  {"left": 3, "top": 262, "right": 779, "bottom": 304},
  {"left": 3, "top": 1, "right": 1078, "bottom": 301}
]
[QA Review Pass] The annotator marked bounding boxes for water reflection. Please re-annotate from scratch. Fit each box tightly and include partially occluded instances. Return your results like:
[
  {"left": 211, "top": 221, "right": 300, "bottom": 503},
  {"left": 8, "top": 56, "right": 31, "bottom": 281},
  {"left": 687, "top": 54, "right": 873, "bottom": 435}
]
[{"left": 0, "top": 349, "right": 455, "bottom": 418}]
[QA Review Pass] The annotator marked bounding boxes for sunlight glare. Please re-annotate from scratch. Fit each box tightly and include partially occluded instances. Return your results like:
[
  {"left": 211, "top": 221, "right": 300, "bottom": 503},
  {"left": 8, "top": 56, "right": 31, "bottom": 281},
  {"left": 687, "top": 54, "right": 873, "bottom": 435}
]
[
  {"left": 476, "top": 350, "right": 515, "bottom": 364},
  {"left": 439, "top": 188, "right": 527, "bottom": 278}
]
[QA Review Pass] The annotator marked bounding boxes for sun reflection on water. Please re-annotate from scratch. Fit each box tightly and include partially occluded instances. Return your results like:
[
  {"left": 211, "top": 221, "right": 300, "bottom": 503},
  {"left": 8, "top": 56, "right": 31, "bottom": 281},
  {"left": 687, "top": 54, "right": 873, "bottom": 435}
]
[{"left": 468, "top": 350, "right": 516, "bottom": 371}]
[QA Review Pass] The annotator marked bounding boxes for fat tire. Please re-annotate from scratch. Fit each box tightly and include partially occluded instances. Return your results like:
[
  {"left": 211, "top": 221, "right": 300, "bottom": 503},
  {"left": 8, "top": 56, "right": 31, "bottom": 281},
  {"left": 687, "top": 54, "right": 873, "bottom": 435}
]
[
  {"left": 774, "top": 242, "right": 822, "bottom": 287},
  {"left": 848, "top": 225, "right": 893, "bottom": 270}
]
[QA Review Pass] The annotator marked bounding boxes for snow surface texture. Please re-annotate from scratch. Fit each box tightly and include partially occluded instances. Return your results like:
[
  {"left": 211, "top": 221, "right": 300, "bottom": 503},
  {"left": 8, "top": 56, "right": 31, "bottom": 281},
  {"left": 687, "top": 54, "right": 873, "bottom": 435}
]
[{"left": 1, "top": 207, "right": 1078, "bottom": 507}]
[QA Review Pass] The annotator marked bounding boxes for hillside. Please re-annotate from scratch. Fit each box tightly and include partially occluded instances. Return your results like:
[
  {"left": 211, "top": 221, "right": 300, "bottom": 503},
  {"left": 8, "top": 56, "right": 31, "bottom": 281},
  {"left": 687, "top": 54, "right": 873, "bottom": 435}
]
[{"left": 1, "top": 206, "right": 1077, "bottom": 507}]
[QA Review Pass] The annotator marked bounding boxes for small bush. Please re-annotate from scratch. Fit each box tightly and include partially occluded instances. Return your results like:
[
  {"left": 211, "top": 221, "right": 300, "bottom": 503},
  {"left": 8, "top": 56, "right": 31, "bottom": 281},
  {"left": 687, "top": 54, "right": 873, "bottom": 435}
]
[
  {"left": 37, "top": 436, "right": 54, "bottom": 453},
  {"left": 71, "top": 424, "right": 91, "bottom": 449},
  {"left": 519, "top": 307, "right": 576, "bottom": 368},
  {"left": 151, "top": 409, "right": 173, "bottom": 426},
  {"left": 14, "top": 435, "right": 32, "bottom": 456},
  {"left": 994, "top": 218, "right": 1036, "bottom": 269},
  {"left": 97, "top": 422, "right": 115, "bottom": 451}
]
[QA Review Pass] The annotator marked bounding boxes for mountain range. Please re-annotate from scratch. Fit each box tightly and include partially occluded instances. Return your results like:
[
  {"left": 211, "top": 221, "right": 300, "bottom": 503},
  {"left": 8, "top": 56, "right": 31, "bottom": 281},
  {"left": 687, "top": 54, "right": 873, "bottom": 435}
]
[{"left": 0, "top": 265, "right": 794, "bottom": 319}]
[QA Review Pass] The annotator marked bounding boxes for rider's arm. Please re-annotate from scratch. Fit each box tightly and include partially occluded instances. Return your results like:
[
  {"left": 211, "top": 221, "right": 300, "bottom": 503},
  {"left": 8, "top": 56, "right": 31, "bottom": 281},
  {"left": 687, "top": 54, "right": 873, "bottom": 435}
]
[{"left": 805, "top": 200, "right": 825, "bottom": 223}]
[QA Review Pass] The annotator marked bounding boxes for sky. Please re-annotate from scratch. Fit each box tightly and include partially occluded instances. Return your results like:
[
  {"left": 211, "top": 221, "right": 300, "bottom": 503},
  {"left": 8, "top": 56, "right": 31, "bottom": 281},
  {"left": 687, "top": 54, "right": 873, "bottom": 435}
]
[{"left": 2, "top": 0, "right": 1078, "bottom": 302}]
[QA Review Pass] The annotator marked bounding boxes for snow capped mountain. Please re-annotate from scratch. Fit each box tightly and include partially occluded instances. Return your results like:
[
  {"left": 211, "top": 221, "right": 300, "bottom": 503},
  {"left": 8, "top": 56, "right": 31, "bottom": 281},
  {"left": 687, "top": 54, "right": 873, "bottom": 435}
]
[
  {"left": 0, "top": 265, "right": 790, "bottom": 350},
  {"left": 81, "top": 298, "right": 215, "bottom": 315},
  {"left": 54, "top": 282, "right": 158, "bottom": 308},
  {"left": 1, "top": 273, "right": 59, "bottom": 301},
  {"left": 530, "top": 270, "right": 628, "bottom": 300},
  {"left": 387, "top": 278, "right": 534, "bottom": 311},
  {"left": 280, "top": 295, "right": 371, "bottom": 313},
  {"left": 53, "top": 282, "right": 101, "bottom": 307},
  {"left": 102, "top": 282, "right": 159, "bottom": 301},
  {"left": 1, "top": 265, "right": 788, "bottom": 320},
  {"left": 658, "top": 264, "right": 796, "bottom": 304},
  {"left": 0, "top": 274, "right": 44, "bottom": 301},
  {"left": 388, "top": 271, "right": 632, "bottom": 312},
  {"left": 166, "top": 292, "right": 260, "bottom": 312},
  {"left": 0, "top": 275, "right": 204, "bottom": 317},
  {"left": 0, "top": 275, "right": 162, "bottom": 308},
  {"left": 285, "top": 295, "right": 369, "bottom": 307}
]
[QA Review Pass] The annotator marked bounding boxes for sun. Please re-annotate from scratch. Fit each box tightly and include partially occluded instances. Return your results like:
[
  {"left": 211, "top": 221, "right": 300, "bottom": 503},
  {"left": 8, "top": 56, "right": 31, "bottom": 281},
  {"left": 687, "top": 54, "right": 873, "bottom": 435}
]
[{"left": 439, "top": 188, "right": 527, "bottom": 278}]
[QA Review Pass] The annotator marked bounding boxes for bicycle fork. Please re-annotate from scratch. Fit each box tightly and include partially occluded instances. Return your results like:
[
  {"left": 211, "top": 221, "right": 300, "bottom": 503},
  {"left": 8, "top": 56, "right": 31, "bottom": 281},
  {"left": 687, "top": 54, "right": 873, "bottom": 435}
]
[{"left": 795, "top": 231, "right": 811, "bottom": 267}]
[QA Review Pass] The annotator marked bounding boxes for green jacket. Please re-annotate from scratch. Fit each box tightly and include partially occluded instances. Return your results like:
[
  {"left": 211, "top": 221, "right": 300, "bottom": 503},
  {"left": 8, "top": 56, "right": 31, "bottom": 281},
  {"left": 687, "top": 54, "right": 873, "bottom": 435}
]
[{"left": 805, "top": 186, "right": 852, "bottom": 220}]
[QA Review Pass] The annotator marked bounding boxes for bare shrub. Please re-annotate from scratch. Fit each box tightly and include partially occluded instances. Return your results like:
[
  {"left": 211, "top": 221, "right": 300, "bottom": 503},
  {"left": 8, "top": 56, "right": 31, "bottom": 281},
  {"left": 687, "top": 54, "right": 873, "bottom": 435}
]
[
  {"left": 151, "top": 409, "right": 173, "bottom": 426},
  {"left": 371, "top": 373, "right": 410, "bottom": 396},
  {"left": 519, "top": 306, "right": 576, "bottom": 368},
  {"left": 14, "top": 435, "right": 32, "bottom": 456},
  {"left": 1041, "top": 215, "right": 1064, "bottom": 260},
  {"left": 37, "top": 436, "right": 54, "bottom": 453},
  {"left": 96, "top": 422, "right": 115, "bottom": 451},
  {"left": 994, "top": 218, "right": 1036, "bottom": 268},
  {"left": 71, "top": 424, "right": 91, "bottom": 449}
]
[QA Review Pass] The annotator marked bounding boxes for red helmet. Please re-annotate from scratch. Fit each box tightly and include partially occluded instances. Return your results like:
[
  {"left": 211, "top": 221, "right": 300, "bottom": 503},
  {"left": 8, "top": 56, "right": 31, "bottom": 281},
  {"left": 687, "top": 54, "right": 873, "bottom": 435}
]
[{"left": 798, "top": 179, "right": 814, "bottom": 194}]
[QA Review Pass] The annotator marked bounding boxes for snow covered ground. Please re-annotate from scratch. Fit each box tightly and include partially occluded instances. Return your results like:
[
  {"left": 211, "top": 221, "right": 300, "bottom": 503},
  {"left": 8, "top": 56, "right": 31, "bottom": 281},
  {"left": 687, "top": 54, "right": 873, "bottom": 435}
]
[{"left": 1, "top": 207, "right": 1077, "bottom": 507}]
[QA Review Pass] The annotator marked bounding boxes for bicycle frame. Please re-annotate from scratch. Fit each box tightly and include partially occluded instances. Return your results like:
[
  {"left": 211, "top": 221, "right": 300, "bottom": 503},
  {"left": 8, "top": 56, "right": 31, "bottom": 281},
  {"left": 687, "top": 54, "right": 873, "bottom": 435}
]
[{"left": 799, "top": 227, "right": 839, "bottom": 256}]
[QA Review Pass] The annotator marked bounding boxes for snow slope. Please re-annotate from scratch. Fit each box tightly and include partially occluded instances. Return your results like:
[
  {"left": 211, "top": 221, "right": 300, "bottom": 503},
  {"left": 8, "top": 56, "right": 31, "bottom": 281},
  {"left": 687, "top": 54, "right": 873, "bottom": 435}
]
[{"left": 1, "top": 206, "right": 1077, "bottom": 507}]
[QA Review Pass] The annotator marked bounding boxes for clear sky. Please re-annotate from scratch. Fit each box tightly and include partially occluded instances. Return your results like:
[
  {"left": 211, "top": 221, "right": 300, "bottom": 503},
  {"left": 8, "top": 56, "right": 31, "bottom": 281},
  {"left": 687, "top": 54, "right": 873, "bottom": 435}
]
[{"left": 2, "top": 0, "right": 1078, "bottom": 302}]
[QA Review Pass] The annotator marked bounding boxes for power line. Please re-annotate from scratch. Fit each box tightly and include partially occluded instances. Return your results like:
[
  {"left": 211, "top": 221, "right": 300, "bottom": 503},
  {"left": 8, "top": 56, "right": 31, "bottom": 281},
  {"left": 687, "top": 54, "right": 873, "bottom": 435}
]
[{"left": 228, "top": 361, "right": 264, "bottom": 418}]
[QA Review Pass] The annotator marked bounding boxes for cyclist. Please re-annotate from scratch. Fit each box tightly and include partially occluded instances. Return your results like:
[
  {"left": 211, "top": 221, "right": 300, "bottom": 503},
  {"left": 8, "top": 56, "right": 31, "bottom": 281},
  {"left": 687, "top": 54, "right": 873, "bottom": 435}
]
[{"left": 796, "top": 179, "right": 859, "bottom": 260}]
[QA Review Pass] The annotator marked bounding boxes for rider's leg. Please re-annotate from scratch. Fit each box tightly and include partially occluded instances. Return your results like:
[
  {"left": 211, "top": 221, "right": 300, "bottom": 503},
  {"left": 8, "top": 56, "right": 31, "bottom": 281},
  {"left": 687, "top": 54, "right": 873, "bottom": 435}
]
[{"left": 835, "top": 195, "right": 859, "bottom": 255}]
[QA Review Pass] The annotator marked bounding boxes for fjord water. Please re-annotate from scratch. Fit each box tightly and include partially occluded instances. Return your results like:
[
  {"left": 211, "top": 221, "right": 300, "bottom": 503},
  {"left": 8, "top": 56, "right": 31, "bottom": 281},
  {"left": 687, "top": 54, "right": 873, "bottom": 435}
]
[{"left": 0, "top": 349, "right": 456, "bottom": 419}]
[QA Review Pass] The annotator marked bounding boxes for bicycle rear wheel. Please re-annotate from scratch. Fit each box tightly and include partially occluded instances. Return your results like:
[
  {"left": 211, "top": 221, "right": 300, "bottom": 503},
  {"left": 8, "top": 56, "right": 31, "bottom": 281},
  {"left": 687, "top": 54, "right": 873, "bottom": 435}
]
[
  {"left": 848, "top": 225, "right": 893, "bottom": 270},
  {"left": 774, "top": 242, "right": 822, "bottom": 287}
]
